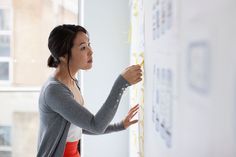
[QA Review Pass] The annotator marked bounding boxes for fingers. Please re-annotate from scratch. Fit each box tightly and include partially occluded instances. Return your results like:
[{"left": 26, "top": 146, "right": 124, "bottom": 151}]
[
  {"left": 132, "top": 65, "right": 141, "bottom": 70},
  {"left": 129, "top": 111, "right": 138, "bottom": 120},
  {"left": 129, "top": 119, "right": 138, "bottom": 125},
  {"left": 133, "top": 78, "right": 142, "bottom": 84},
  {"left": 127, "top": 105, "right": 139, "bottom": 120},
  {"left": 124, "top": 104, "right": 140, "bottom": 128},
  {"left": 121, "top": 64, "right": 143, "bottom": 85},
  {"left": 128, "top": 104, "right": 139, "bottom": 114},
  {"left": 129, "top": 64, "right": 141, "bottom": 70},
  {"left": 124, "top": 119, "right": 138, "bottom": 129},
  {"left": 126, "top": 111, "right": 137, "bottom": 120},
  {"left": 132, "top": 65, "right": 142, "bottom": 84},
  {"left": 130, "top": 104, "right": 139, "bottom": 110}
]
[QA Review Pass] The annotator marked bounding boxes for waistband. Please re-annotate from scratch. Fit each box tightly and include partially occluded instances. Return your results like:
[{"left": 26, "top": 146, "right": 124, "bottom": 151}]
[{"left": 63, "top": 141, "right": 80, "bottom": 157}]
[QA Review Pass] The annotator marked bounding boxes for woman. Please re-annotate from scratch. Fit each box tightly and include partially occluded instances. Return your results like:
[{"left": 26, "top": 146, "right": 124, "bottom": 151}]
[{"left": 37, "top": 24, "right": 142, "bottom": 157}]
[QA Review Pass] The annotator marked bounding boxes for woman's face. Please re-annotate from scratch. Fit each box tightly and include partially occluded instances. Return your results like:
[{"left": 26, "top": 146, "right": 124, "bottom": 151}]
[{"left": 70, "top": 32, "right": 93, "bottom": 71}]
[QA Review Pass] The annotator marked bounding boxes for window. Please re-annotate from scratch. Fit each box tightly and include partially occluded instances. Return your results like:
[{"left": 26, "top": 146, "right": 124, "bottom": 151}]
[
  {"left": 0, "top": 8, "right": 11, "bottom": 30},
  {"left": 0, "top": 8, "right": 12, "bottom": 84},
  {"left": 0, "top": 61, "right": 9, "bottom": 80},
  {"left": 0, "top": 126, "right": 11, "bottom": 157},
  {"left": 0, "top": 0, "right": 79, "bottom": 156}
]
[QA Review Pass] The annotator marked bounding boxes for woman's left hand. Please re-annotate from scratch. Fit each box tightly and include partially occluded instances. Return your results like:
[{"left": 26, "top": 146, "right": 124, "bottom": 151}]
[{"left": 123, "top": 104, "right": 139, "bottom": 129}]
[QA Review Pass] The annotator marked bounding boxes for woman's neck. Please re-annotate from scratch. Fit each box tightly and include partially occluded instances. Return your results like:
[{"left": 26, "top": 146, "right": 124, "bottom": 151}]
[{"left": 54, "top": 65, "right": 78, "bottom": 86}]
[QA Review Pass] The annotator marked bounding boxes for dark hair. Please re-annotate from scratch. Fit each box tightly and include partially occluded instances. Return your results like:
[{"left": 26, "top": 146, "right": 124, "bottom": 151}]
[{"left": 47, "top": 24, "right": 88, "bottom": 81}]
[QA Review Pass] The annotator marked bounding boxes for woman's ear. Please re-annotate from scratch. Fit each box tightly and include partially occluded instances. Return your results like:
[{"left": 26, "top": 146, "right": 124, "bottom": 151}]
[{"left": 59, "top": 55, "right": 68, "bottom": 63}]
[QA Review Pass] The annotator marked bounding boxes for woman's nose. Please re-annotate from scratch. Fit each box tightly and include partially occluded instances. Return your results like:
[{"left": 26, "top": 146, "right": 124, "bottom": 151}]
[
  {"left": 87, "top": 50, "right": 93, "bottom": 56},
  {"left": 89, "top": 48, "right": 93, "bottom": 55}
]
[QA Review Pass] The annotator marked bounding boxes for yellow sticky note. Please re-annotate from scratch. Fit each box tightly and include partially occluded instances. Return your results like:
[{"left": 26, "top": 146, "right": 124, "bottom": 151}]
[{"left": 140, "top": 60, "right": 144, "bottom": 66}]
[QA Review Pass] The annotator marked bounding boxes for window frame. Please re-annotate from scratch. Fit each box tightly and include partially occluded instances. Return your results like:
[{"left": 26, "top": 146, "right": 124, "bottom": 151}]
[{"left": 0, "top": 6, "right": 13, "bottom": 85}]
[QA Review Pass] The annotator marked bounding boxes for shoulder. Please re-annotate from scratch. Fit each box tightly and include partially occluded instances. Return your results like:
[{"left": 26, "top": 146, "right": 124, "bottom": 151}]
[
  {"left": 39, "top": 80, "right": 74, "bottom": 110},
  {"left": 45, "top": 80, "right": 72, "bottom": 96},
  {"left": 40, "top": 79, "right": 73, "bottom": 102}
]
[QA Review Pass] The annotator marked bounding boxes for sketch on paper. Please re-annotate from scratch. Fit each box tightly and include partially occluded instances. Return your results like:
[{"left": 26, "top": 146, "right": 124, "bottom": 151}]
[
  {"left": 152, "top": 65, "right": 173, "bottom": 148},
  {"left": 152, "top": 0, "right": 173, "bottom": 40}
]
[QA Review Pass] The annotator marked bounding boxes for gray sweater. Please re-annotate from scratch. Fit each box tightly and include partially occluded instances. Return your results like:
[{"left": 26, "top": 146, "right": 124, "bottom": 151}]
[{"left": 37, "top": 75, "right": 130, "bottom": 157}]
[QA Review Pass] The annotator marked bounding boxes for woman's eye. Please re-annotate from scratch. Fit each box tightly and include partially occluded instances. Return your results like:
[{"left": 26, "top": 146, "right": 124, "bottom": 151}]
[{"left": 80, "top": 47, "right": 86, "bottom": 50}]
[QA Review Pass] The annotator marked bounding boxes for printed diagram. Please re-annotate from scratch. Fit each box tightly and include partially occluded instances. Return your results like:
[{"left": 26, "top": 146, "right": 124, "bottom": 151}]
[
  {"left": 187, "top": 41, "right": 210, "bottom": 94},
  {"left": 152, "top": 0, "right": 173, "bottom": 40},
  {"left": 152, "top": 65, "right": 173, "bottom": 148}
]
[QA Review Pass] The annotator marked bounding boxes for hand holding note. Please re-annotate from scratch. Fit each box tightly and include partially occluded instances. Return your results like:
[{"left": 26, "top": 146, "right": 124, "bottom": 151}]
[{"left": 121, "top": 65, "right": 142, "bottom": 85}]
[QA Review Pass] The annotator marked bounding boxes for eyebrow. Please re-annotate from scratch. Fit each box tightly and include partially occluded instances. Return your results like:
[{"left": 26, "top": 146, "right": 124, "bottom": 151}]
[
  {"left": 79, "top": 41, "right": 90, "bottom": 46},
  {"left": 79, "top": 42, "right": 86, "bottom": 46}
]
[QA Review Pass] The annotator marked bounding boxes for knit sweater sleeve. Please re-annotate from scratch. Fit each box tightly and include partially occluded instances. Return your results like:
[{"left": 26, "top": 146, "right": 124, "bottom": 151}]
[
  {"left": 44, "top": 75, "right": 130, "bottom": 134},
  {"left": 82, "top": 121, "right": 125, "bottom": 135}
]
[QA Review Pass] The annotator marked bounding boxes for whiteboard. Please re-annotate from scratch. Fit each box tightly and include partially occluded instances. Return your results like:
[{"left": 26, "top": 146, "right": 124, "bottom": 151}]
[{"left": 142, "top": 0, "right": 236, "bottom": 156}]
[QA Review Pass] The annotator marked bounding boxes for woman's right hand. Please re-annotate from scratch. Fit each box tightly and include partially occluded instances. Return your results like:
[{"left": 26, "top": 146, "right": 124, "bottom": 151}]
[{"left": 121, "top": 64, "right": 142, "bottom": 85}]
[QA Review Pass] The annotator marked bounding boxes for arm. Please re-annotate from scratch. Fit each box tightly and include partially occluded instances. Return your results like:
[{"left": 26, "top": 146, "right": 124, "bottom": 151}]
[
  {"left": 44, "top": 75, "right": 129, "bottom": 134},
  {"left": 82, "top": 121, "right": 125, "bottom": 135},
  {"left": 82, "top": 104, "right": 139, "bottom": 135}
]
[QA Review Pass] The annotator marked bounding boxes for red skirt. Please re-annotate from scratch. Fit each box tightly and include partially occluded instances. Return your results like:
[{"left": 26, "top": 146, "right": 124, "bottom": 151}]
[{"left": 63, "top": 141, "right": 80, "bottom": 157}]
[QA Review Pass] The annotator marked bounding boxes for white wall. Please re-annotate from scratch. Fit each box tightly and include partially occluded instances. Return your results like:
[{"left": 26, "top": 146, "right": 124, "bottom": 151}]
[{"left": 82, "top": 0, "right": 130, "bottom": 157}]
